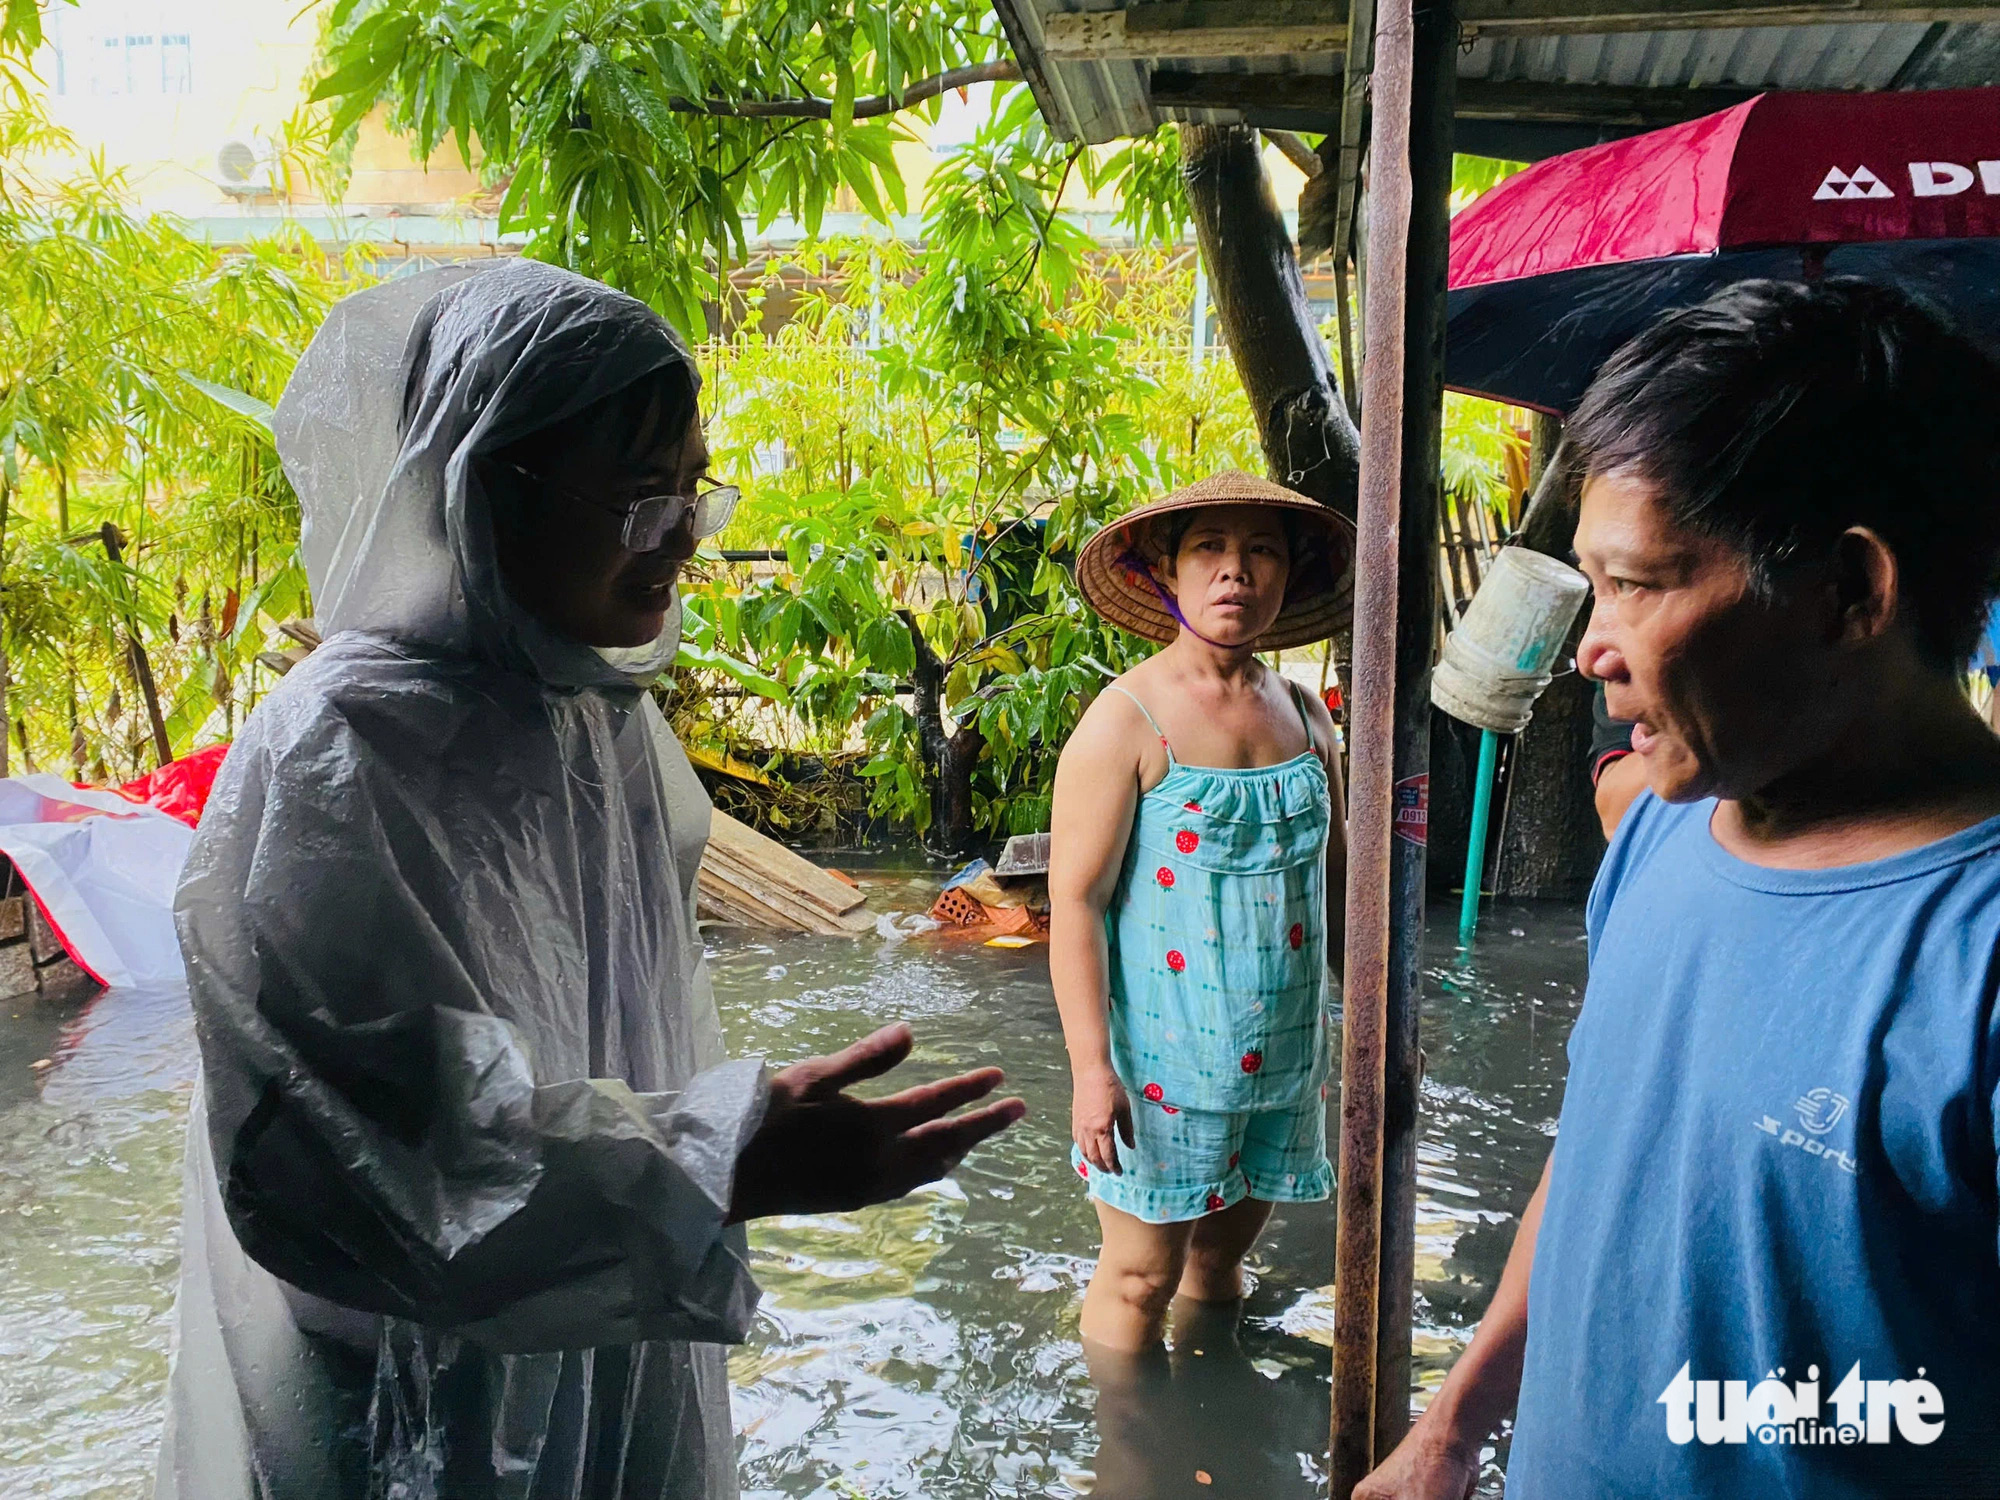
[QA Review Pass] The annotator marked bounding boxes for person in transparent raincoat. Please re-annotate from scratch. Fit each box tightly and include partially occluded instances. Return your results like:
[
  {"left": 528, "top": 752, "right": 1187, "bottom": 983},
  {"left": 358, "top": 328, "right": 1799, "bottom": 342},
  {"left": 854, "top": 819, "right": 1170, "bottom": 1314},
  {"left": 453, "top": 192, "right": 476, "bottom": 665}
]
[{"left": 155, "top": 260, "right": 1023, "bottom": 1500}]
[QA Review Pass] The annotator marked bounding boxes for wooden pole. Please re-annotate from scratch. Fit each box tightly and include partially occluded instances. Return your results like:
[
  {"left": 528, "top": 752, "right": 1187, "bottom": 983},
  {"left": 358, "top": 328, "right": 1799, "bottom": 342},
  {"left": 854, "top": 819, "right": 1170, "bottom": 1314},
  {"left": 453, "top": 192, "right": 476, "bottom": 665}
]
[
  {"left": 98, "top": 523, "right": 173, "bottom": 770},
  {"left": 1329, "top": 0, "right": 1416, "bottom": 1489},
  {"left": 1374, "top": 0, "right": 1458, "bottom": 1464}
]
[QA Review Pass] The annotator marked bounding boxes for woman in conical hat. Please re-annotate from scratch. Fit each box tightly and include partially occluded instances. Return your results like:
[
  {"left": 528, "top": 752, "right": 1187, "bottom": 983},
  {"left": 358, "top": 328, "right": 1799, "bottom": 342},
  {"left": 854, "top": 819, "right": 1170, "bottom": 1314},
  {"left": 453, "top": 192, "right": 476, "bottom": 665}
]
[{"left": 1051, "top": 470, "right": 1353, "bottom": 1351}]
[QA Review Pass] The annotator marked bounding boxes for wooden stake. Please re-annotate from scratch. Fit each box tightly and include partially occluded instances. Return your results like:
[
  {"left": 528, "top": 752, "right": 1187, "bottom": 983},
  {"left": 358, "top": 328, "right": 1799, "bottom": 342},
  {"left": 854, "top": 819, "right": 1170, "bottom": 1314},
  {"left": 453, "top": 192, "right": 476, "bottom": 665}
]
[
  {"left": 1374, "top": 0, "right": 1460, "bottom": 1464},
  {"left": 98, "top": 523, "right": 173, "bottom": 770},
  {"left": 1329, "top": 0, "right": 1416, "bottom": 1488}
]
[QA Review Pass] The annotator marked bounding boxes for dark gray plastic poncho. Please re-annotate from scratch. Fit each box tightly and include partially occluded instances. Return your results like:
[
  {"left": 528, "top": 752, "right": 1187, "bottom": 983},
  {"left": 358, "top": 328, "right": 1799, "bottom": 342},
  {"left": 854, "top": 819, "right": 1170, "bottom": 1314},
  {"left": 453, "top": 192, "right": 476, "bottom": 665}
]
[{"left": 156, "top": 260, "right": 768, "bottom": 1500}]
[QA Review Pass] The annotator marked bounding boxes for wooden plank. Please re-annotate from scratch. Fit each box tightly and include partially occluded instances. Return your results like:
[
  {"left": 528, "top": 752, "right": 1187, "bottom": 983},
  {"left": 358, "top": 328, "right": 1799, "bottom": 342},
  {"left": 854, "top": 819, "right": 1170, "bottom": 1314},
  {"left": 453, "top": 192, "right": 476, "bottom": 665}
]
[
  {"left": 1044, "top": 9, "right": 1347, "bottom": 59},
  {"left": 698, "top": 860, "right": 856, "bottom": 934},
  {"left": 701, "top": 852, "right": 846, "bottom": 931},
  {"left": 705, "top": 811, "right": 867, "bottom": 918},
  {"left": 703, "top": 849, "right": 873, "bottom": 934},
  {"left": 697, "top": 869, "right": 812, "bottom": 933},
  {"left": 696, "top": 810, "right": 876, "bottom": 936},
  {"left": 705, "top": 810, "right": 866, "bottom": 912}
]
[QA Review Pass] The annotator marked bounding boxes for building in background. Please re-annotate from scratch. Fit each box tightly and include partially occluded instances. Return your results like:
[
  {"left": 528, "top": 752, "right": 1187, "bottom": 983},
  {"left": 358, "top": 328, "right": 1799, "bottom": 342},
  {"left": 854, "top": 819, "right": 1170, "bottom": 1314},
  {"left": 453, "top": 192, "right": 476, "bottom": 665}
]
[
  {"left": 24, "top": 3, "right": 1319, "bottom": 333},
  {"left": 33, "top": 0, "right": 496, "bottom": 262}
]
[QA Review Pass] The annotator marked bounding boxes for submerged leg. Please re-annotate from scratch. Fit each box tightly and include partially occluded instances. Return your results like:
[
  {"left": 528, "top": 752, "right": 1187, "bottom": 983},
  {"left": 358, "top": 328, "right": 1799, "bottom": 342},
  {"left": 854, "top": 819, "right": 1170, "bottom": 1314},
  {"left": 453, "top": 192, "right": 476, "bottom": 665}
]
[
  {"left": 1082, "top": 1200, "right": 1196, "bottom": 1351},
  {"left": 1178, "top": 1195, "right": 1273, "bottom": 1304}
]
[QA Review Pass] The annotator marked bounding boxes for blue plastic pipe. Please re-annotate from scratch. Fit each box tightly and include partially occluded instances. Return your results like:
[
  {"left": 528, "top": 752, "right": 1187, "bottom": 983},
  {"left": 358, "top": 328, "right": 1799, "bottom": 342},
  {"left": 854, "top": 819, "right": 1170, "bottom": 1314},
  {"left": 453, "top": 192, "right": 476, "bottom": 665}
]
[{"left": 1459, "top": 728, "right": 1499, "bottom": 945}]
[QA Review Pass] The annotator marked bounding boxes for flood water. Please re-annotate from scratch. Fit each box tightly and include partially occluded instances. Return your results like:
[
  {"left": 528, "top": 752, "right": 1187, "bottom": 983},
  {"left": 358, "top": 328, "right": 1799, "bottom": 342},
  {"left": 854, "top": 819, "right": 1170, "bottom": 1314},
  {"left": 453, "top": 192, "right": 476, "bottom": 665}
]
[{"left": 0, "top": 860, "right": 1586, "bottom": 1499}]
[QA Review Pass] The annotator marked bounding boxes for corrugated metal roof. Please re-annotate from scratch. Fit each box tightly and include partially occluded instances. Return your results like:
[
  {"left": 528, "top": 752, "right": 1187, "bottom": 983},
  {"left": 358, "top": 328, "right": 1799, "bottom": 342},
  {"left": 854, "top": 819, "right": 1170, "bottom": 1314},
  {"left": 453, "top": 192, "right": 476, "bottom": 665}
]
[
  {"left": 1464, "top": 22, "right": 1951, "bottom": 90},
  {"left": 994, "top": 0, "right": 1161, "bottom": 143},
  {"left": 993, "top": 1, "right": 2000, "bottom": 148}
]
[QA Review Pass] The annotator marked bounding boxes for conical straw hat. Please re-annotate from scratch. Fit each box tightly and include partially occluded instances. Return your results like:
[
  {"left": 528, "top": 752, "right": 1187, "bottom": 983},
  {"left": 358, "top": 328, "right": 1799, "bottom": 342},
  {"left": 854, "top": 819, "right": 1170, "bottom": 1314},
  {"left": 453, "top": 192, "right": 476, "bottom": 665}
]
[{"left": 1073, "top": 471, "right": 1356, "bottom": 650}]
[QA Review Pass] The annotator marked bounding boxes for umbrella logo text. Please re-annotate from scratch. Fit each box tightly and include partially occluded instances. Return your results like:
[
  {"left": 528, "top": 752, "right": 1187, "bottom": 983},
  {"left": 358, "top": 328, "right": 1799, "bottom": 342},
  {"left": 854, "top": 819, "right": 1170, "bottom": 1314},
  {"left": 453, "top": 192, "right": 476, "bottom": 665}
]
[
  {"left": 1814, "top": 165, "right": 1893, "bottom": 201},
  {"left": 1909, "top": 160, "right": 2000, "bottom": 198}
]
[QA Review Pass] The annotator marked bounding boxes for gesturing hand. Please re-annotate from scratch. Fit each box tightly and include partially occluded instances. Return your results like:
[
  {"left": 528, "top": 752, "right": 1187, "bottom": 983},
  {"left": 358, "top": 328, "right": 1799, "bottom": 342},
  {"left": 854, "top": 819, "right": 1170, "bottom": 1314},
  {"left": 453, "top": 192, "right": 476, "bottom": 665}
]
[
  {"left": 727, "top": 1023, "right": 1026, "bottom": 1222},
  {"left": 1071, "top": 1064, "right": 1134, "bottom": 1175}
]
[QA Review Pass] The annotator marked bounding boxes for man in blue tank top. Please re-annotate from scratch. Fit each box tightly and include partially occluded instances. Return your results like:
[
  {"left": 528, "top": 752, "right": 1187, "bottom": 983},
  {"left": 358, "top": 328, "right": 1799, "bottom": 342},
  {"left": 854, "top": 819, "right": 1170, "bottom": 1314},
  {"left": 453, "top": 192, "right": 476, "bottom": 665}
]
[{"left": 1358, "top": 278, "right": 2000, "bottom": 1499}]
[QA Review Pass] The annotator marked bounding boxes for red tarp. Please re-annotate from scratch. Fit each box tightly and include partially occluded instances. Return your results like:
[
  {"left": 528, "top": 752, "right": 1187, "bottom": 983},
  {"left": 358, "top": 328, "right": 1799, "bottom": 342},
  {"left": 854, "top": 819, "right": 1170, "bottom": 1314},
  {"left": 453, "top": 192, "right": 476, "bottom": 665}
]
[
  {"left": 1451, "top": 87, "right": 2000, "bottom": 292},
  {"left": 109, "top": 742, "right": 229, "bottom": 828}
]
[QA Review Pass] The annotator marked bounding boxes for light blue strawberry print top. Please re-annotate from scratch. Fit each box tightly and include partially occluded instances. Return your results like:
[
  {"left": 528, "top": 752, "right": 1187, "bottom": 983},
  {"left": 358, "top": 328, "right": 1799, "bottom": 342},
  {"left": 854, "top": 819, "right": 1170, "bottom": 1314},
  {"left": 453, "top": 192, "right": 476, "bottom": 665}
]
[{"left": 1102, "top": 684, "right": 1333, "bottom": 1114}]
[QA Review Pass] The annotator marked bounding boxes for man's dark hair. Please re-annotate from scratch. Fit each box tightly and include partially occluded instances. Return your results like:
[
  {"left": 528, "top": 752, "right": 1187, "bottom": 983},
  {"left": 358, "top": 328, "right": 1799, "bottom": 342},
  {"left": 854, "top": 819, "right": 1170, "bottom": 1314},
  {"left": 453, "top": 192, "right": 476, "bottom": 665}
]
[{"left": 1566, "top": 278, "right": 2000, "bottom": 668}]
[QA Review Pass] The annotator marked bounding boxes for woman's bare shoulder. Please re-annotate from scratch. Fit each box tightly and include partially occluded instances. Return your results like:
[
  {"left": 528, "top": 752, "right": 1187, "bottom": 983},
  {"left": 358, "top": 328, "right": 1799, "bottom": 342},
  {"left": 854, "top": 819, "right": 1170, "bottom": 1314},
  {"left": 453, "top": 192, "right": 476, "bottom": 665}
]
[{"left": 1061, "top": 681, "right": 1164, "bottom": 795}]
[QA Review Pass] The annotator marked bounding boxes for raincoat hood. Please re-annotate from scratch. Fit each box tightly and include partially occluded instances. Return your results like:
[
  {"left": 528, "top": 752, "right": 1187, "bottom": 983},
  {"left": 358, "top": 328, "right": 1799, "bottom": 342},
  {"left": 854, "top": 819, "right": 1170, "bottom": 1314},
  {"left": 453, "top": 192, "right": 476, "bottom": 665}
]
[{"left": 277, "top": 258, "right": 699, "bottom": 688}]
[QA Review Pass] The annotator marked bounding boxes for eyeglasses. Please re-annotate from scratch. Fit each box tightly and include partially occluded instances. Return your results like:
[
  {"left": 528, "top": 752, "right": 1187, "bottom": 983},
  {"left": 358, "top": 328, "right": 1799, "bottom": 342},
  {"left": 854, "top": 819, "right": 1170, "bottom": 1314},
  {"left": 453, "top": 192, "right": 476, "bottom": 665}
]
[{"left": 497, "top": 460, "right": 740, "bottom": 552}]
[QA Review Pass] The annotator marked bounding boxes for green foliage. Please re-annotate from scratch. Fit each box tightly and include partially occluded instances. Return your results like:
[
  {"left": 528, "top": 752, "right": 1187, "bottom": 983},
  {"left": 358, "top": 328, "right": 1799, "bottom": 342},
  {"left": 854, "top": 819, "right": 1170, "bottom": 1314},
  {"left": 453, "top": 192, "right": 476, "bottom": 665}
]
[
  {"left": 0, "top": 0, "right": 46, "bottom": 59},
  {"left": 1451, "top": 153, "right": 1528, "bottom": 207},
  {"left": 673, "top": 117, "right": 1532, "bottom": 841},
  {"left": 1441, "top": 393, "right": 1526, "bottom": 519},
  {"left": 0, "top": 77, "right": 352, "bottom": 779},
  {"left": 658, "top": 86, "right": 1299, "bottom": 840},
  {"left": 306, "top": 14, "right": 1537, "bottom": 839},
  {"left": 1089, "top": 125, "right": 1188, "bottom": 248},
  {"left": 311, "top": 0, "right": 1010, "bottom": 337},
  {"left": 0, "top": 11, "right": 1532, "bottom": 829}
]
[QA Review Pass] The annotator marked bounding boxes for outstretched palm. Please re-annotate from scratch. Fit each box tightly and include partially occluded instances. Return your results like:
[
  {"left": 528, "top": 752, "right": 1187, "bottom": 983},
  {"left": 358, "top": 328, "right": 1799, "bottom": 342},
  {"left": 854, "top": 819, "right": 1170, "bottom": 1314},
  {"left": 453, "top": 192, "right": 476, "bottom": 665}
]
[{"left": 729, "top": 1023, "right": 1025, "bottom": 1221}]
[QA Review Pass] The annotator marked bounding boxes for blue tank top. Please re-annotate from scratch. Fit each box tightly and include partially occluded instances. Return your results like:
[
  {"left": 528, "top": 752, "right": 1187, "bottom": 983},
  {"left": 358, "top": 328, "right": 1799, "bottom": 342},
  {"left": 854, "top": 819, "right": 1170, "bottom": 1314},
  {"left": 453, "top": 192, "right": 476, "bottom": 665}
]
[{"left": 1101, "top": 683, "right": 1334, "bottom": 1114}]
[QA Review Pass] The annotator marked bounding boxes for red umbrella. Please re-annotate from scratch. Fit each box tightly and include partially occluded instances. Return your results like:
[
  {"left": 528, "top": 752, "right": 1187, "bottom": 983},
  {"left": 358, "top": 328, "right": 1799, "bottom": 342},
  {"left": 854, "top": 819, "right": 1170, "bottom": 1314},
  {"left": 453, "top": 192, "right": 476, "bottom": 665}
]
[{"left": 1445, "top": 86, "right": 2000, "bottom": 414}]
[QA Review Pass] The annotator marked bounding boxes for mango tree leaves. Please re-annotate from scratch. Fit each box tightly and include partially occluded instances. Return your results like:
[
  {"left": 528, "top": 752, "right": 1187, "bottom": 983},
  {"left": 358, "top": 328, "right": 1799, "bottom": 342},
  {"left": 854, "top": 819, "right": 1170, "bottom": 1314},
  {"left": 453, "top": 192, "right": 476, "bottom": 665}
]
[{"left": 309, "top": 0, "right": 1004, "bottom": 335}]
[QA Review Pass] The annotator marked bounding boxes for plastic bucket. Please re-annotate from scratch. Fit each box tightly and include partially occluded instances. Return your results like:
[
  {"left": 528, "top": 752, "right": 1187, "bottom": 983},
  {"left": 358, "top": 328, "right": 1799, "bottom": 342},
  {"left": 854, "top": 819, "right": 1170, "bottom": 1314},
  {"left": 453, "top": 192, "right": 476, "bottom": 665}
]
[{"left": 1431, "top": 546, "right": 1590, "bottom": 733}]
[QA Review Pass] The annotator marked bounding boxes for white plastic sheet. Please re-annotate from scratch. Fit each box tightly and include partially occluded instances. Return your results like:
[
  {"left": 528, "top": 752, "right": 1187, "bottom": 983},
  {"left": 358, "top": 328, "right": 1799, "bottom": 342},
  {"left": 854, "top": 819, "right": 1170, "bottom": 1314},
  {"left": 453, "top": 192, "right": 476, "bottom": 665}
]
[
  {"left": 158, "top": 260, "right": 766, "bottom": 1500},
  {"left": 0, "top": 775, "right": 192, "bottom": 988}
]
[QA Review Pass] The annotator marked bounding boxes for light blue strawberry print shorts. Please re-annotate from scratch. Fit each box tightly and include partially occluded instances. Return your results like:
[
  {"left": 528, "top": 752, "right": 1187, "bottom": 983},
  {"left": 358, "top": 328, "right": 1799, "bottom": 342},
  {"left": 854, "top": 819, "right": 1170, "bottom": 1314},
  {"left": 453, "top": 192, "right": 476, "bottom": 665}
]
[{"left": 1072, "top": 1086, "right": 1332, "bottom": 1224}]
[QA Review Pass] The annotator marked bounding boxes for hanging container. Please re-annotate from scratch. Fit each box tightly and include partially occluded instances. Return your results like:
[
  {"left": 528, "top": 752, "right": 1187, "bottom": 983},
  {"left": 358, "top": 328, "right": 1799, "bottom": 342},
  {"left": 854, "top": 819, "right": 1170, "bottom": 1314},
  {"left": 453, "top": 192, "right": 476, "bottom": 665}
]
[{"left": 1431, "top": 546, "right": 1590, "bottom": 733}]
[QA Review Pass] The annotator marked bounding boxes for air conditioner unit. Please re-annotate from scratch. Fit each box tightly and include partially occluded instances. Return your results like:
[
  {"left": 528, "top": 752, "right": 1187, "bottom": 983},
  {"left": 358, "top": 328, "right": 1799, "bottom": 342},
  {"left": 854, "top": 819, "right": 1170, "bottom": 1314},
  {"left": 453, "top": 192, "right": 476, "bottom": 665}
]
[{"left": 215, "top": 138, "right": 275, "bottom": 196}]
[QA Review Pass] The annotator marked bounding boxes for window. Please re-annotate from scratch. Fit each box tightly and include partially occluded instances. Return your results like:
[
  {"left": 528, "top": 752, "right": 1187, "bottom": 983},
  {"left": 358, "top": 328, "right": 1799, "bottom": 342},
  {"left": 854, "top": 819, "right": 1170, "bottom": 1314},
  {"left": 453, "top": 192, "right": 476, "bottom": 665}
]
[
  {"left": 94, "top": 32, "right": 123, "bottom": 95},
  {"left": 161, "top": 32, "right": 191, "bottom": 94},
  {"left": 122, "top": 32, "right": 158, "bottom": 95},
  {"left": 52, "top": 4, "right": 195, "bottom": 97}
]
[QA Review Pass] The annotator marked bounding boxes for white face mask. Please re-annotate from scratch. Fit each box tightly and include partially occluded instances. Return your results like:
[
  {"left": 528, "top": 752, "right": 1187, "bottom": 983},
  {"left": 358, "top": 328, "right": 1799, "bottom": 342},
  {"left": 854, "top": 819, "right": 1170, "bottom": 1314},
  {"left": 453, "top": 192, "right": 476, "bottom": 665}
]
[{"left": 592, "top": 590, "right": 684, "bottom": 683}]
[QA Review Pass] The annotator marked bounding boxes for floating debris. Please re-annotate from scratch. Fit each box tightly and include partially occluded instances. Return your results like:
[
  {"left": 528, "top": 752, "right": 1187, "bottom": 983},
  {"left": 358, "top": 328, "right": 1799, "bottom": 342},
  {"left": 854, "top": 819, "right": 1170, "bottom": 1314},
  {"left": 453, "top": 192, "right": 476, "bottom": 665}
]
[
  {"left": 695, "top": 810, "right": 875, "bottom": 936},
  {"left": 995, "top": 832, "right": 1050, "bottom": 877}
]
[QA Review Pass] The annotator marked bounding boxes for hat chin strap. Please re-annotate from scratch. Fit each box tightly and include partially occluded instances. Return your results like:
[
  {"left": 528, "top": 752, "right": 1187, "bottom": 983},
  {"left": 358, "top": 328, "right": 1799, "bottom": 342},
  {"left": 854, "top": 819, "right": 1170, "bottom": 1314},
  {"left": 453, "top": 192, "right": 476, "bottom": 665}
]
[{"left": 1115, "top": 549, "right": 1243, "bottom": 650}]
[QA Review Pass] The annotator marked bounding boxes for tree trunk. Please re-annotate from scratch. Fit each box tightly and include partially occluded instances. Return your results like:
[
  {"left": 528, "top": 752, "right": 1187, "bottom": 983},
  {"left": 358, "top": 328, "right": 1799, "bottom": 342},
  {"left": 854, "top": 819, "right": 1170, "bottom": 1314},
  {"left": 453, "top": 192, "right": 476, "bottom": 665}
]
[
  {"left": 1491, "top": 413, "right": 1604, "bottom": 898},
  {"left": 99, "top": 523, "right": 173, "bottom": 769},
  {"left": 900, "top": 609, "right": 987, "bottom": 858},
  {"left": 1513, "top": 412, "right": 1576, "bottom": 556},
  {"left": 1490, "top": 668, "right": 1602, "bottom": 899},
  {"left": 66, "top": 654, "right": 86, "bottom": 782},
  {"left": 1180, "top": 124, "right": 1361, "bottom": 523}
]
